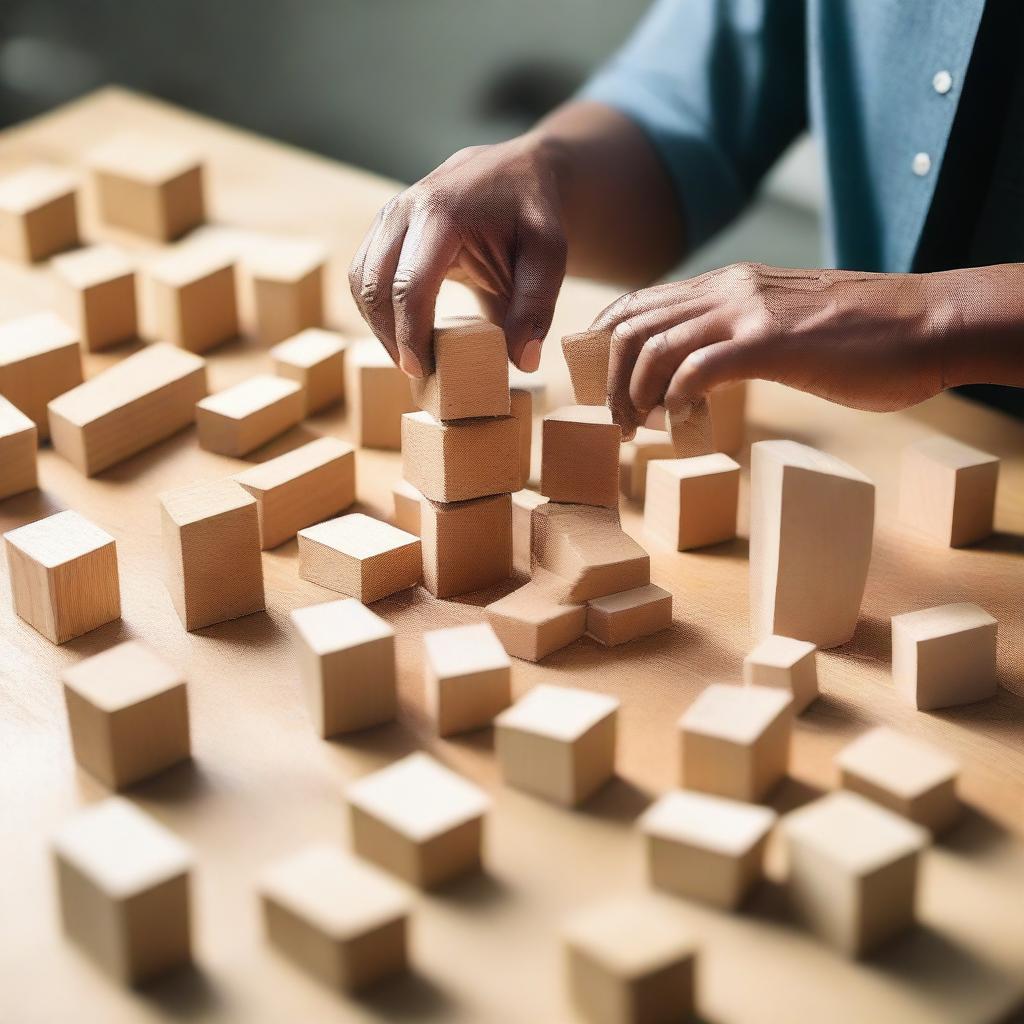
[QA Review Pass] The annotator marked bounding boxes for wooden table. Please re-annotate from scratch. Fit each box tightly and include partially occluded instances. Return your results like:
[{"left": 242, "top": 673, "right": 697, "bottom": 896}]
[{"left": 1, "top": 89, "right": 1022, "bottom": 1024}]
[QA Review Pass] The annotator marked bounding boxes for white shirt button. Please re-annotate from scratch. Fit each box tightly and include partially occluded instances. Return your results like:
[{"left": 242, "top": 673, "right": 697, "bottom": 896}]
[
  {"left": 912, "top": 152, "right": 932, "bottom": 176},
  {"left": 933, "top": 70, "right": 953, "bottom": 95}
]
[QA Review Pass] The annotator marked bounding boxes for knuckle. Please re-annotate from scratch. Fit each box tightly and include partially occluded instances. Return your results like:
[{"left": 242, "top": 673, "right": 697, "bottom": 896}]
[
  {"left": 644, "top": 331, "right": 672, "bottom": 361},
  {"left": 359, "top": 279, "right": 381, "bottom": 309},
  {"left": 391, "top": 274, "right": 415, "bottom": 307}
]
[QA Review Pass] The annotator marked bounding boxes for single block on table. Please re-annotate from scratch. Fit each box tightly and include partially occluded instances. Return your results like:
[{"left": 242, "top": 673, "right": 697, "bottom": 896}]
[
  {"left": 0, "top": 396, "right": 37, "bottom": 499},
  {"left": 420, "top": 493, "right": 512, "bottom": 598},
  {"left": 271, "top": 328, "right": 347, "bottom": 414},
  {"left": 709, "top": 381, "right": 747, "bottom": 454},
  {"left": 53, "top": 245, "right": 137, "bottom": 351},
  {"left": 666, "top": 397, "right": 712, "bottom": 458},
  {"left": 510, "top": 386, "right": 533, "bottom": 488},
  {"left": 347, "top": 338, "right": 415, "bottom": 450},
  {"left": 743, "top": 634, "right": 818, "bottom": 714},
  {"left": 4, "top": 510, "right": 120, "bottom": 644},
  {"left": 561, "top": 327, "right": 610, "bottom": 406},
  {"left": 196, "top": 374, "right": 303, "bottom": 457},
  {"left": 643, "top": 454, "right": 740, "bottom": 551},
  {"left": 391, "top": 478, "right": 422, "bottom": 536},
  {"left": 586, "top": 584, "right": 672, "bottom": 647},
  {"left": 485, "top": 573, "right": 586, "bottom": 662},
  {"left": 0, "top": 163, "right": 78, "bottom": 262},
  {"left": 541, "top": 406, "right": 620, "bottom": 508},
  {"left": 619, "top": 427, "right": 675, "bottom": 502},
  {"left": 247, "top": 240, "right": 326, "bottom": 344},
  {"left": 512, "top": 488, "right": 548, "bottom": 575}
]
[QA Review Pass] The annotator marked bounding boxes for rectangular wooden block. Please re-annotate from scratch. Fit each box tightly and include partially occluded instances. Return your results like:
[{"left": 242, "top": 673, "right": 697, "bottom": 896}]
[
  {"left": 510, "top": 386, "right": 533, "bottom": 489},
  {"left": 512, "top": 488, "right": 548, "bottom": 575},
  {"left": 347, "top": 338, "right": 416, "bottom": 450},
  {"left": 619, "top": 427, "right": 675, "bottom": 502},
  {"left": 0, "top": 395, "right": 37, "bottom": 499},
  {"left": 48, "top": 342, "right": 207, "bottom": 476},
  {"left": 508, "top": 367, "right": 548, "bottom": 413},
  {"left": 541, "top": 406, "right": 621, "bottom": 508},
  {"left": 53, "top": 245, "right": 137, "bottom": 352},
  {"left": 485, "top": 573, "right": 586, "bottom": 662},
  {"left": 709, "top": 381, "right": 747, "bottom": 454},
  {"left": 247, "top": 240, "right": 326, "bottom": 344},
  {"left": 561, "top": 327, "right": 610, "bottom": 406},
  {"left": 392, "top": 478, "right": 423, "bottom": 535},
  {"left": 420, "top": 493, "right": 512, "bottom": 598},
  {"left": 666, "top": 397, "right": 713, "bottom": 458},
  {"left": 0, "top": 163, "right": 78, "bottom": 262},
  {"left": 196, "top": 374, "right": 304, "bottom": 457},
  {"left": 271, "top": 328, "right": 347, "bottom": 414},
  {"left": 644, "top": 454, "right": 740, "bottom": 550},
  {"left": 743, "top": 634, "right": 818, "bottom": 714},
  {"left": 586, "top": 584, "right": 672, "bottom": 647}
]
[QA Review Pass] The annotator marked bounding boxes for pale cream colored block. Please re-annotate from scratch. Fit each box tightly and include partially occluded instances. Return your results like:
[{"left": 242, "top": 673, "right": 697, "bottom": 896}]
[
  {"left": 62, "top": 641, "right": 190, "bottom": 789},
  {"left": 485, "top": 573, "right": 586, "bottom": 662},
  {"left": 248, "top": 240, "right": 326, "bottom": 344},
  {"left": 643, "top": 454, "right": 740, "bottom": 551},
  {"left": 743, "top": 634, "right": 818, "bottom": 714},
  {"left": 420, "top": 493, "right": 512, "bottom": 598},
  {"left": 0, "top": 396, "right": 37, "bottom": 499},
  {"left": 347, "top": 338, "right": 415, "bottom": 450},
  {"left": 561, "top": 328, "right": 610, "bottom": 406},
  {"left": 391, "top": 478, "right": 423, "bottom": 536},
  {"left": 709, "top": 381, "right": 747, "bottom": 454},
  {"left": 271, "top": 328, "right": 347, "bottom": 414},
  {"left": 619, "top": 427, "right": 675, "bottom": 502},
  {"left": 510, "top": 386, "right": 533, "bottom": 489},
  {"left": 666, "top": 397, "right": 712, "bottom": 458},
  {"left": 4, "top": 510, "right": 120, "bottom": 644},
  {"left": 53, "top": 245, "right": 137, "bottom": 352},
  {"left": 541, "top": 406, "right": 620, "bottom": 508},
  {"left": 586, "top": 584, "right": 672, "bottom": 647},
  {"left": 196, "top": 374, "right": 303, "bottom": 457},
  {"left": 0, "top": 163, "right": 78, "bottom": 262},
  {"left": 512, "top": 488, "right": 548, "bottom": 575}
]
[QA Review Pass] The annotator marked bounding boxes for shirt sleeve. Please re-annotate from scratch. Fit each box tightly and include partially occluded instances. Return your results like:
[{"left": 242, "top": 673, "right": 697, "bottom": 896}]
[{"left": 580, "top": 0, "right": 808, "bottom": 249}]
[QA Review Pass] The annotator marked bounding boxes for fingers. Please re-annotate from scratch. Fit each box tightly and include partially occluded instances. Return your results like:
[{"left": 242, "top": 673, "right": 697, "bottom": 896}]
[{"left": 663, "top": 338, "right": 753, "bottom": 408}]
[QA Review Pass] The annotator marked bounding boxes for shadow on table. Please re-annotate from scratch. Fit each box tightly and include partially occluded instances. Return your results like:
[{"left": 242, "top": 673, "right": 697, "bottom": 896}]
[
  {"left": 141, "top": 961, "right": 224, "bottom": 1018},
  {"left": 358, "top": 969, "right": 452, "bottom": 1022}
]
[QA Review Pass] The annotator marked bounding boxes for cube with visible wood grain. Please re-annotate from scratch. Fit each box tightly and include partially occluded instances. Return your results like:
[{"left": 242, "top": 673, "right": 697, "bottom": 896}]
[
  {"left": 586, "top": 584, "right": 672, "bottom": 647},
  {"left": 53, "top": 245, "right": 137, "bottom": 351},
  {"left": 541, "top": 406, "right": 621, "bottom": 508},
  {"left": 0, "top": 396, "right": 37, "bottom": 499},
  {"left": 196, "top": 374, "right": 303, "bottom": 457},
  {"left": 485, "top": 573, "right": 586, "bottom": 662},
  {"left": 391, "top": 478, "right": 423, "bottom": 535},
  {"left": 643, "top": 454, "right": 740, "bottom": 550},
  {"left": 248, "top": 240, "right": 326, "bottom": 344},
  {"left": 347, "top": 338, "right": 415, "bottom": 450},
  {"left": 420, "top": 493, "right": 512, "bottom": 598},
  {"left": 743, "top": 634, "right": 818, "bottom": 714},
  {"left": 271, "top": 328, "right": 347, "bottom": 414},
  {"left": 0, "top": 163, "right": 78, "bottom": 262}
]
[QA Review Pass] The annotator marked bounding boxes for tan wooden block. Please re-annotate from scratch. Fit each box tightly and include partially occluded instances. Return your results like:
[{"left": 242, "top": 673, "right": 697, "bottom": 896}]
[
  {"left": 160, "top": 479, "right": 265, "bottom": 631},
  {"left": 666, "top": 397, "right": 712, "bottom": 458},
  {"left": 561, "top": 327, "right": 610, "bottom": 406},
  {"left": 271, "top": 328, "right": 346, "bottom": 414},
  {"left": 709, "top": 381, "right": 747, "bottom": 454},
  {"left": 88, "top": 134, "right": 204, "bottom": 241},
  {"left": 48, "top": 343, "right": 207, "bottom": 476},
  {"left": 290, "top": 598, "right": 396, "bottom": 737},
  {"left": 196, "top": 374, "right": 304, "bottom": 457},
  {"left": 347, "top": 338, "right": 416, "bottom": 450},
  {"left": 750, "top": 440, "right": 875, "bottom": 649},
  {"left": 391, "top": 478, "right": 422, "bottom": 535},
  {"left": 53, "top": 245, "right": 137, "bottom": 352},
  {"left": 891, "top": 603, "right": 997, "bottom": 711},
  {"left": 259, "top": 843, "right": 410, "bottom": 992},
  {"left": 563, "top": 896, "right": 697, "bottom": 1024},
  {"left": 783, "top": 791, "right": 928, "bottom": 957},
  {"left": 541, "top": 406, "right": 620, "bottom": 508},
  {"left": 424, "top": 622, "right": 511, "bottom": 736},
  {"left": 53, "top": 797, "right": 192, "bottom": 983},
  {"left": 420, "top": 493, "right": 512, "bottom": 598},
  {"left": 586, "top": 584, "right": 672, "bottom": 647},
  {"left": 495, "top": 683, "right": 618, "bottom": 806},
  {"left": 0, "top": 396, "right": 37, "bottom": 499},
  {"left": 678, "top": 684, "right": 792, "bottom": 802},
  {"left": 743, "top": 634, "right": 818, "bottom": 714},
  {"left": 0, "top": 163, "right": 78, "bottom": 262},
  {"left": 619, "top": 427, "right": 675, "bottom": 502},
  {"left": 899, "top": 436, "right": 999, "bottom": 547},
  {"left": 485, "top": 573, "right": 586, "bottom": 662},
  {"left": 510, "top": 386, "right": 533, "bottom": 489},
  {"left": 235, "top": 436, "right": 356, "bottom": 550},
  {"left": 639, "top": 790, "right": 777, "bottom": 909},
  {"left": 837, "top": 727, "right": 960, "bottom": 834},
  {"left": 4, "top": 510, "right": 120, "bottom": 644},
  {"left": 298, "top": 513, "right": 421, "bottom": 603},
  {"left": 401, "top": 411, "right": 519, "bottom": 502},
  {"left": 62, "top": 641, "right": 190, "bottom": 789},
  {"left": 347, "top": 751, "right": 490, "bottom": 888},
  {"left": 248, "top": 240, "right": 326, "bottom": 344},
  {"left": 643, "top": 454, "right": 740, "bottom": 550},
  {"left": 0, "top": 311, "right": 82, "bottom": 439},
  {"left": 511, "top": 488, "right": 547, "bottom": 575},
  {"left": 508, "top": 366, "right": 548, "bottom": 413}
]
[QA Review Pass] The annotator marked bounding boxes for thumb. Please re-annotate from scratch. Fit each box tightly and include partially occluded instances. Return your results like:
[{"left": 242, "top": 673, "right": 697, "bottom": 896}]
[{"left": 503, "top": 222, "right": 567, "bottom": 372}]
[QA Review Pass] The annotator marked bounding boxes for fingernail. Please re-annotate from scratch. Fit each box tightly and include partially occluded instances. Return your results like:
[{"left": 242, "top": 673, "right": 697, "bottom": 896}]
[
  {"left": 399, "top": 348, "right": 424, "bottom": 378},
  {"left": 519, "top": 339, "right": 542, "bottom": 373}
]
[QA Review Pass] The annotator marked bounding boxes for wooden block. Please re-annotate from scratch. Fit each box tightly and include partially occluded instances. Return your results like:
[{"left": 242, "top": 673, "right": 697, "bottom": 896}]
[
  {"left": 196, "top": 374, "right": 304, "bottom": 457},
  {"left": 347, "top": 338, "right": 416, "bottom": 450},
  {"left": 898, "top": 436, "right": 999, "bottom": 547},
  {"left": 391, "top": 478, "right": 423, "bottom": 535},
  {"left": 891, "top": 602, "right": 997, "bottom": 710},
  {"left": 53, "top": 245, "right": 137, "bottom": 351},
  {"left": 666, "top": 397, "right": 712, "bottom": 458},
  {"left": 235, "top": 436, "right": 356, "bottom": 549},
  {"left": 643, "top": 454, "right": 740, "bottom": 551},
  {"left": 743, "top": 634, "right": 818, "bottom": 714},
  {"left": 4, "top": 510, "right": 120, "bottom": 644},
  {"left": 298, "top": 513, "right": 421, "bottom": 603},
  {"left": 508, "top": 366, "right": 548, "bottom": 413},
  {"left": 563, "top": 896, "right": 697, "bottom": 1024},
  {"left": 290, "top": 598, "right": 396, "bottom": 737},
  {"left": 248, "top": 240, "right": 326, "bottom": 344},
  {"left": 0, "top": 396, "right": 37, "bottom": 499},
  {"left": 485, "top": 573, "right": 586, "bottom": 662},
  {"left": 62, "top": 640, "right": 190, "bottom": 789},
  {"left": 678, "top": 684, "right": 792, "bottom": 802},
  {"left": 510, "top": 386, "right": 533, "bottom": 488},
  {"left": 837, "top": 727, "right": 960, "bottom": 834},
  {"left": 586, "top": 584, "right": 672, "bottom": 647},
  {"left": 0, "top": 163, "right": 78, "bottom": 262},
  {"left": 541, "top": 406, "right": 620, "bottom": 508},
  {"left": 709, "top": 381, "right": 747, "bottom": 454},
  {"left": 271, "top": 328, "right": 347, "bottom": 414},
  {"left": 561, "top": 327, "right": 610, "bottom": 406},
  {"left": 88, "top": 134, "right": 204, "bottom": 241},
  {"left": 639, "top": 790, "right": 777, "bottom": 909},
  {"left": 750, "top": 440, "right": 875, "bottom": 649},
  {"left": 495, "top": 683, "right": 618, "bottom": 806},
  {"left": 782, "top": 791, "right": 928, "bottom": 957},
  {"left": 512, "top": 488, "right": 548, "bottom": 575},
  {"left": 420, "top": 493, "right": 512, "bottom": 598},
  {"left": 619, "top": 427, "right": 674, "bottom": 502},
  {"left": 48, "top": 343, "right": 207, "bottom": 476},
  {"left": 347, "top": 751, "right": 490, "bottom": 888},
  {"left": 159, "top": 479, "right": 265, "bottom": 631},
  {"left": 401, "top": 411, "right": 519, "bottom": 502},
  {"left": 411, "top": 316, "right": 510, "bottom": 420},
  {"left": 259, "top": 843, "right": 410, "bottom": 992},
  {"left": 0, "top": 311, "right": 82, "bottom": 439},
  {"left": 52, "top": 797, "right": 192, "bottom": 983}
]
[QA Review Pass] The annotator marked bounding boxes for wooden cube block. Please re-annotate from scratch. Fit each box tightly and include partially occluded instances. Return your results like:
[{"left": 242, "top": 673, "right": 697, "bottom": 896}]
[
  {"left": 347, "top": 338, "right": 416, "bottom": 450},
  {"left": 53, "top": 797, "right": 192, "bottom": 983},
  {"left": 0, "top": 163, "right": 78, "bottom": 262},
  {"left": 160, "top": 479, "right": 265, "bottom": 631},
  {"left": 643, "top": 454, "right": 740, "bottom": 550},
  {"left": 347, "top": 751, "right": 490, "bottom": 888},
  {"left": 510, "top": 386, "right": 533, "bottom": 489},
  {"left": 561, "top": 327, "right": 610, "bottom": 406},
  {"left": 271, "top": 328, "right": 347, "bottom": 414},
  {"left": 586, "top": 584, "right": 672, "bottom": 647},
  {"left": 88, "top": 134, "right": 204, "bottom": 241},
  {"left": 391, "top": 479, "right": 422, "bottom": 535},
  {"left": 495, "top": 683, "right": 618, "bottom": 806},
  {"left": 259, "top": 843, "right": 410, "bottom": 992},
  {"left": 508, "top": 367, "right": 548, "bottom": 413},
  {"left": 743, "top": 634, "right": 818, "bottom": 714},
  {"left": 0, "top": 311, "right": 82, "bottom": 439},
  {"left": 485, "top": 574, "right": 586, "bottom": 662},
  {"left": 563, "top": 897, "right": 696, "bottom": 1024},
  {"left": 639, "top": 790, "right": 777, "bottom": 909},
  {"left": 48, "top": 343, "right": 207, "bottom": 476},
  {"left": 4, "top": 510, "right": 120, "bottom": 644},
  {"left": 709, "top": 381, "right": 746, "bottom": 454},
  {"left": 898, "top": 436, "right": 999, "bottom": 547},
  {"left": 512, "top": 488, "right": 548, "bottom": 575},
  {"left": 401, "top": 411, "right": 519, "bottom": 502},
  {"left": 148, "top": 246, "right": 238, "bottom": 353},
  {"left": 420, "top": 493, "right": 512, "bottom": 598},
  {"left": 541, "top": 406, "right": 620, "bottom": 508},
  {"left": 891, "top": 602, "right": 997, "bottom": 710},
  {"left": 666, "top": 397, "right": 712, "bottom": 458},
  {"left": 425, "top": 622, "right": 511, "bottom": 736},
  {"left": 53, "top": 245, "right": 137, "bottom": 351},
  {"left": 619, "top": 427, "right": 675, "bottom": 502},
  {"left": 750, "top": 440, "right": 875, "bottom": 649},
  {"left": 298, "top": 513, "right": 421, "bottom": 603},
  {"left": 248, "top": 240, "right": 326, "bottom": 344},
  {"left": 0, "top": 396, "right": 37, "bottom": 499},
  {"left": 678, "top": 684, "right": 792, "bottom": 802},
  {"left": 290, "top": 598, "right": 396, "bottom": 736},
  {"left": 837, "top": 727, "right": 960, "bottom": 834},
  {"left": 62, "top": 640, "right": 190, "bottom": 789},
  {"left": 783, "top": 791, "right": 928, "bottom": 957},
  {"left": 235, "top": 436, "right": 356, "bottom": 549},
  {"left": 196, "top": 374, "right": 304, "bottom": 457}
]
